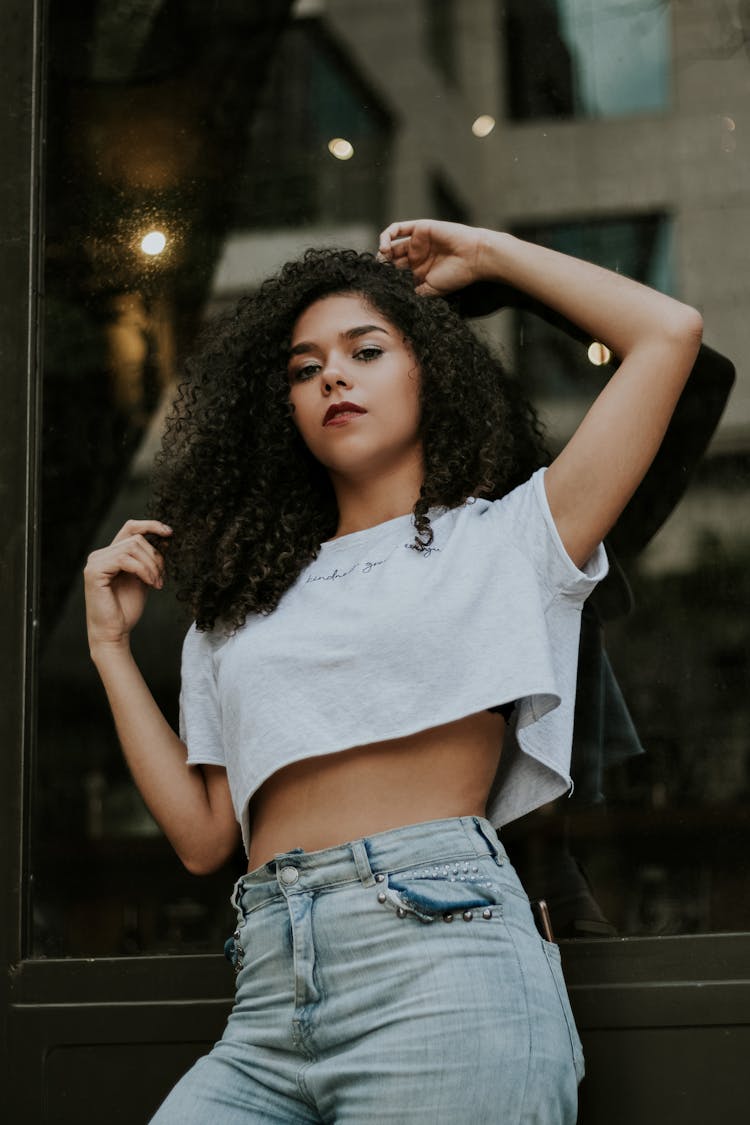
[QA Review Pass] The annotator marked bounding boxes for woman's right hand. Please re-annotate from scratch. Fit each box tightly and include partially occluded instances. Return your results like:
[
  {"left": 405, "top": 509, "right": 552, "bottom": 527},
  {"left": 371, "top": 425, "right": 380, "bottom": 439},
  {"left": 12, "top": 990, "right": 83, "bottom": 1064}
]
[
  {"left": 377, "top": 219, "right": 488, "bottom": 297},
  {"left": 83, "top": 519, "right": 172, "bottom": 651}
]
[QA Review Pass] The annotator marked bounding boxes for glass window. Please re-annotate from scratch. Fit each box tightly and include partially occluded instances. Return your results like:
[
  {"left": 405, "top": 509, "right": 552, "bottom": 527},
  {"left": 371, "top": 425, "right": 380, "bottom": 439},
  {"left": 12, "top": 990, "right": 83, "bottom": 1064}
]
[
  {"left": 235, "top": 18, "right": 392, "bottom": 231},
  {"left": 430, "top": 172, "right": 470, "bottom": 224},
  {"left": 424, "top": 0, "right": 459, "bottom": 86},
  {"left": 34, "top": 0, "right": 392, "bottom": 958},
  {"left": 504, "top": 0, "right": 670, "bottom": 120},
  {"left": 32, "top": 0, "right": 749, "bottom": 957},
  {"left": 511, "top": 213, "right": 673, "bottom": 400},
  {"left": 494, "top": 215, "right": 749, "bottom": 937}
]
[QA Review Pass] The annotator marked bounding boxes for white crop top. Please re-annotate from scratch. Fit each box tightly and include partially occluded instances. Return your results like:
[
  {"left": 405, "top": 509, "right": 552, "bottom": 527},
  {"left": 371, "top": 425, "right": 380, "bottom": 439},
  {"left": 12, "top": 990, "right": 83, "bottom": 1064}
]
[{"left": 179, "top": 467, "right": 608, "bottom": 855}]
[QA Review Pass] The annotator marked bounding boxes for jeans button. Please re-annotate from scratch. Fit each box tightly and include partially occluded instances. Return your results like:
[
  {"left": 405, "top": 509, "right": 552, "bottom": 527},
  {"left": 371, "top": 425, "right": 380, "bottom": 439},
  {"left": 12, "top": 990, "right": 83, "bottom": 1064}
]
[{"left": 279, "top": 865, "right": 299, "bottom": 885}]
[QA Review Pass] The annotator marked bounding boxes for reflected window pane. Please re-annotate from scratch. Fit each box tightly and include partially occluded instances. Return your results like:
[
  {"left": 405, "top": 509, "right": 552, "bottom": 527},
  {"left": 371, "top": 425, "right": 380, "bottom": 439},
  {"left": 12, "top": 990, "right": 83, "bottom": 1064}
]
[
  {"left": 513, "top": 214, "right": 673, "bottom": 400},
  {"left": 33, "top": 0, "right": 391, "bottom": 959},
  {"left": 501, "top": 215, "right": 749, "bottom": 938},
  {"left": 31, "top": 0, "right": 750, "bottom": 958},
  {"left": 425, "top": 0, "right": 459, "bottom": 85},
  {"left": 504, "top": 0, "right": 670, "bottom": 120}
]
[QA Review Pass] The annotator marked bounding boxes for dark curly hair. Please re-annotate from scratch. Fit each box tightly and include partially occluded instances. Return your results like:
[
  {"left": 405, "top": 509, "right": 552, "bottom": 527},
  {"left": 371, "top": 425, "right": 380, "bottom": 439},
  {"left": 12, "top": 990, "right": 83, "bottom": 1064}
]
[{"left": 151, "top": 248, "right": 549, "bottom": 632}]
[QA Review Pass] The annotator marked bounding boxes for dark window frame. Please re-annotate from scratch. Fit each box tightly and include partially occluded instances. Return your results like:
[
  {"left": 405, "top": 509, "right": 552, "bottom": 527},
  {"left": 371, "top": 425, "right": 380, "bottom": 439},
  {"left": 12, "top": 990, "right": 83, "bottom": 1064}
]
[{"left": 2, "top": 2, "right": 749, "bottom": 1120}]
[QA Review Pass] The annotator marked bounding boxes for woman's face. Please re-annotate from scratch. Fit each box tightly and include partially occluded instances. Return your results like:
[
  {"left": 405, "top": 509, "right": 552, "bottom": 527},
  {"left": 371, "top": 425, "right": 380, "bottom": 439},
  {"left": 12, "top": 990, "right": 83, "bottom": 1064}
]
[{"left": 286, "top": 293, "right": 423, "bottom": 482}]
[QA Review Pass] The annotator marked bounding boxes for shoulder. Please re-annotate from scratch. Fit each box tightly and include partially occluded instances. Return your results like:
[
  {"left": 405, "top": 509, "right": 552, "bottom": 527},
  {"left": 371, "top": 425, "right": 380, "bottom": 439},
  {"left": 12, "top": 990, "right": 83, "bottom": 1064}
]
[
  {"left": 471, "top": 468, "right": 609, "bottom": 598},
  {"left": 181, "top": 620, "right": 232, "bottom": 668},
  {"left": 462, "top": 468, "right": 544, "bottom": 535}
]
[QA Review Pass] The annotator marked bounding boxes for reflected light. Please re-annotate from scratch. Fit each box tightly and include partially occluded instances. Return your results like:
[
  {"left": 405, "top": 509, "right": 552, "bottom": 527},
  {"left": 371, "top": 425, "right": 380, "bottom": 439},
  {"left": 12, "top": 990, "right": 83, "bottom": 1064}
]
[
  {"left": 588, "top": 341, "right": 612, "bottom": 366},
  {"left": 328, "top": 137, "right": 354, "bottom": 160},
  {"left": 140, "top": 230, "right": 167, "bottom": 256},
  {"left": 472, "top": 115, "right": 496, "bottom": 138}
]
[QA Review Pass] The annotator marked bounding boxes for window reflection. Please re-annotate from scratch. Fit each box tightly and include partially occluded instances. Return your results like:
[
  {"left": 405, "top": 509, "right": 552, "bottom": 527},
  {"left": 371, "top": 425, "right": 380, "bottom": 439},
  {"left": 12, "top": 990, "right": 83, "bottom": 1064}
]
[
  {"left": 425, "top": 0, "right": 460, "bottom": 86},
  {"left": 504, "top": 0, "right": 670, "bottom": 120},
  {"left": 500, "top": 220, "right": 744, "bottom": 936},
  {"left": 511, "top": 214, "right": 673, "bottom": 399},
  {"left": 34, "top": 0, "right": 749, "bottom": 956},
  {"left": 235, "top": 17, "right": 391, "bottom": 230}
]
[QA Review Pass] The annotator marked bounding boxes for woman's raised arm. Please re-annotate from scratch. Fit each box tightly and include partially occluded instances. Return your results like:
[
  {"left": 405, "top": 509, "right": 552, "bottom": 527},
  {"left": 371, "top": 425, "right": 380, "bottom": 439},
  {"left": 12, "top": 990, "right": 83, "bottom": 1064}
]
[
  {"left": 84, "top": 519, "right": 240, "bottom": 874},
  {"left": 379, "top": 219, "right": 704, "bottom": 568}
]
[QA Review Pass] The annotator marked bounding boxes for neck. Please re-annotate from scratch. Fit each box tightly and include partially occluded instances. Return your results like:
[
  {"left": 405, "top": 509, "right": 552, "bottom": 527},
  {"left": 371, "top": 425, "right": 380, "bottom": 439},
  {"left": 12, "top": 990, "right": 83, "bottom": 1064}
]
[{"left": 327, "top": 458, "right": 424, "bottom": 540}]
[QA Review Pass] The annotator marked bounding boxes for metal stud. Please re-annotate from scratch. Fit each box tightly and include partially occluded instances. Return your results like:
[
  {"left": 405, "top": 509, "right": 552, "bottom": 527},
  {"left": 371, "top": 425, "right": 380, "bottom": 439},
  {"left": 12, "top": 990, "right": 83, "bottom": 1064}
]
[
  {"left": 472, "top": 865, "right": 479, "bottom": 873},
  {"left": 233, "top": 930, "right": 241, "bottom": 940},
  {"left": 443, "top": 913, "right": 454, "bottom": 923},
  {"left": 375, "top": 873, "right": 385, "bottom": 882},
  {"left": 377, "top": 891, "right": 387, "bottom": 904},
  {"left": 396, "top": 907, "right": 407, "bottom": 919},
  {"left": 482, "top": 908, "right": 493, "bottom": 920},
  {"left": 462, "top": 910, "right": 474, "bottom": 922}
]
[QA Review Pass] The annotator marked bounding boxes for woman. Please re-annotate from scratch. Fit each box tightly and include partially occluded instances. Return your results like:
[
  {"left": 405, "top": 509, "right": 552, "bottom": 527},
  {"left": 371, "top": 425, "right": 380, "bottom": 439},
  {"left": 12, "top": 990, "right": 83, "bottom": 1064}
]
[{"left": 84, "top": 219, "right": 703, "bottom": 1123}]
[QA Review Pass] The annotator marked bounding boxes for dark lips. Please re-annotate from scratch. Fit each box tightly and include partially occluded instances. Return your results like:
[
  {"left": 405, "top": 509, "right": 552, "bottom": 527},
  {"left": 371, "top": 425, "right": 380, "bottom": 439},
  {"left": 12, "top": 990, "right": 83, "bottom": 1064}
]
[{"left": 323, "top": 401, "right": 367, "bottom": 425}]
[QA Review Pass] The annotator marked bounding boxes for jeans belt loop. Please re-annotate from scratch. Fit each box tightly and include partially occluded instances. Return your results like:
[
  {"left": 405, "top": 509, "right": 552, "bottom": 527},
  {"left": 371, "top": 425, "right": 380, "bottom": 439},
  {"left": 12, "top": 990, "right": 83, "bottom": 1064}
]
[
  {"left": 351, "top": 838, "right": 376, "bottom": 887},
  {"left": 471, "top": 816, "right": 505, "bottom": 866}
]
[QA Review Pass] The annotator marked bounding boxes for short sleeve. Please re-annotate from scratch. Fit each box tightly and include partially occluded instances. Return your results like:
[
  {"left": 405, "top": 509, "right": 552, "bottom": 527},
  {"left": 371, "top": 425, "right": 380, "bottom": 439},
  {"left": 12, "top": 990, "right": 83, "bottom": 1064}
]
[
  {"left": 178, "top": 623, "right": 225, "bottom": 766},
  {"left": 499, "top": 467, "right": 609, "bottom": 600},
  {"left": 481, "top": 468, "right": 610, "bottom": 828}
]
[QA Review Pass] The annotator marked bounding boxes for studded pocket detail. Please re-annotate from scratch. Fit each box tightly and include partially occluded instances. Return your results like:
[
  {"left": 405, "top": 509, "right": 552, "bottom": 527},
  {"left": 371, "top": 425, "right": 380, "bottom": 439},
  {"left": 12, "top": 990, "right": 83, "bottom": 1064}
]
[{"left": 375, "top": 862, "right": 502, "bottom": 924}]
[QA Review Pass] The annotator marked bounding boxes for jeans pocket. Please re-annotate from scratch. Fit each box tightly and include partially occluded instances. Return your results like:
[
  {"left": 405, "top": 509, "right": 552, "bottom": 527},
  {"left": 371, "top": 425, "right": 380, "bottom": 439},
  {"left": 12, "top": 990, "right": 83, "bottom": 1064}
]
[
  {"left": 224, "top": 922, "right": 248, "bottom": 975},
  {"left": 541, "top": 939, "right": 585, "bottom": 1084},
  {"left": 378, "top": 862, "right": 504, "bottom": 924}
]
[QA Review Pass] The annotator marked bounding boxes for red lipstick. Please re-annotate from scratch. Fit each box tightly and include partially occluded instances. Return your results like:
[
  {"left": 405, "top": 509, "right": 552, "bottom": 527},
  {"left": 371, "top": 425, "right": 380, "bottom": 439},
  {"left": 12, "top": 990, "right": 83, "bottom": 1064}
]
[{"left": 323, "top": 401, "right": 367, "bottom": 426}]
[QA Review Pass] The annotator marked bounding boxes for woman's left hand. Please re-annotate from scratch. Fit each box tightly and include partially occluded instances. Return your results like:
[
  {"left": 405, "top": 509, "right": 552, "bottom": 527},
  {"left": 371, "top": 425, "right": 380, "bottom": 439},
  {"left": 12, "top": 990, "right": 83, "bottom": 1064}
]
[{"left": 377, "top": 219, "right": 488, "bottom": 297}]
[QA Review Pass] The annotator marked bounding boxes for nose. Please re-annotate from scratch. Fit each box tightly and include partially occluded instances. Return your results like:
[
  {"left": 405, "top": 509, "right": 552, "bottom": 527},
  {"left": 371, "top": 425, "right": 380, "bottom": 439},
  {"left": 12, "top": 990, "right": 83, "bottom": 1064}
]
[
  {"left": 323, "top": 376, "right": 348, "bottom": 392},
  {"left": 320, "top": 360, "right": 351, "bottom": 393}
]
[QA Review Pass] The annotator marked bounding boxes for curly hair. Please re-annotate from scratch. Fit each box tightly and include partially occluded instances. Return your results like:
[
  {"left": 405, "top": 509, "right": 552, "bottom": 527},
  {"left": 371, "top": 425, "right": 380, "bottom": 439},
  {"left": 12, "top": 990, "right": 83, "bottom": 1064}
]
[{"left": 150, "top": 248, "right": 549, "bottom": 632}]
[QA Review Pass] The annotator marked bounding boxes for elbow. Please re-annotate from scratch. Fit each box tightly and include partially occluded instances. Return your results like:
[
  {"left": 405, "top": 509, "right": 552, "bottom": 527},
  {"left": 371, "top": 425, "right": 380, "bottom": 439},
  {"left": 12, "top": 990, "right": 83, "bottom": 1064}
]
[
  {"left": 178, "top": 835, "right": 240, "bottom": 876},
  {"left": 643, "top": 304, "right": 702, "bottom": 373},
  {"left": 181, "top": 852, "right": 224, "bottom": 877},
  {"left": 632, "top": 304, "right": 703, "bottom": 363},
  {"left": 671, "top": 304, "right": 704, "bottom": 351},
  {"left": 682, "top": 305, "right": 704, "bottom": 346}
]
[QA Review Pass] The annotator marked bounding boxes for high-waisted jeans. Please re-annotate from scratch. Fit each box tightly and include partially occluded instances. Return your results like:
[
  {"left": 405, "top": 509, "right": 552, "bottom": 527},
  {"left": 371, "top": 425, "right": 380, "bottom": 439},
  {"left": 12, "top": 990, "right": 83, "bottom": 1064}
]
[{"left": 149, "top": 815, "right": 584, "bottom": 1123}]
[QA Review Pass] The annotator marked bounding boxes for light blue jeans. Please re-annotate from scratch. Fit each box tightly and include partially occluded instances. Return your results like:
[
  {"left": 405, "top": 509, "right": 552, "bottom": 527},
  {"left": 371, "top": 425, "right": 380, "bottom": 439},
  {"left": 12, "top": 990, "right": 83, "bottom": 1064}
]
[{"left": 150, "top": 816, "right": 584, "bottom": 1123}]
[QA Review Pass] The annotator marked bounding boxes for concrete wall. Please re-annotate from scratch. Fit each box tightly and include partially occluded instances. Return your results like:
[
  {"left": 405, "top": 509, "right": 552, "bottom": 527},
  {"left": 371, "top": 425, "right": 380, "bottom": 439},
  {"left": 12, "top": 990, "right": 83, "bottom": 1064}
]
[{"left": 324, "top": 0, "right": 749, "bottom": 452}]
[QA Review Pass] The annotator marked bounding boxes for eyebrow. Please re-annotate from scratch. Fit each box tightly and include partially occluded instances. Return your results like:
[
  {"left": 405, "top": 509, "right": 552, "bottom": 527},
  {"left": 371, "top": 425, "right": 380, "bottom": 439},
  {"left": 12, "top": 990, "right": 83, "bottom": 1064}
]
[{"left": 289, "top": 324, "right": 390, "bottom": 358}]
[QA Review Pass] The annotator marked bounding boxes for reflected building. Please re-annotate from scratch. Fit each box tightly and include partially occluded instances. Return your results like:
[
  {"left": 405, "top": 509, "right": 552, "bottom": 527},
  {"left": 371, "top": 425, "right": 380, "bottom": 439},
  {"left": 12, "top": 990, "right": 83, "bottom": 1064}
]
[{"left": 34, "top": 0, "right": 750, "bottom": 959}]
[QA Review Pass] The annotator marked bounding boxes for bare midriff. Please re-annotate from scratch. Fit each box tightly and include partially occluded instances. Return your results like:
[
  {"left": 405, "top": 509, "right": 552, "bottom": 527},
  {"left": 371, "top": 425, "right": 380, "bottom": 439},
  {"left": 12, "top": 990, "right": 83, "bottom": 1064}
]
[{"left": 245, "top": 709, "right": 506, "bottom": 870}]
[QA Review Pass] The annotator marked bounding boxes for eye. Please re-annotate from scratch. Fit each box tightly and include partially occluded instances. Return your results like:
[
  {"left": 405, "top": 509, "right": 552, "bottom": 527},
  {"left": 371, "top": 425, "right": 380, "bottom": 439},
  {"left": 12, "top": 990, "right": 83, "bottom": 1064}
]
[
  {"left": 292, "top": 361, "right": 321, "bottom": 382},
  {"left": 355, "top": 345, "right": 383, "bottom": 362}
]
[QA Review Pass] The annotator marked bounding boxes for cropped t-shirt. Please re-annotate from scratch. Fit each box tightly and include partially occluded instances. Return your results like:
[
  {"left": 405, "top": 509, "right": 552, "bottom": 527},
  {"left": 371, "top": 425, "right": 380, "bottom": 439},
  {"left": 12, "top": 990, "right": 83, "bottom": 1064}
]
[{"left": 179, "top": 467, "right": 608, "bottom": 855}]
